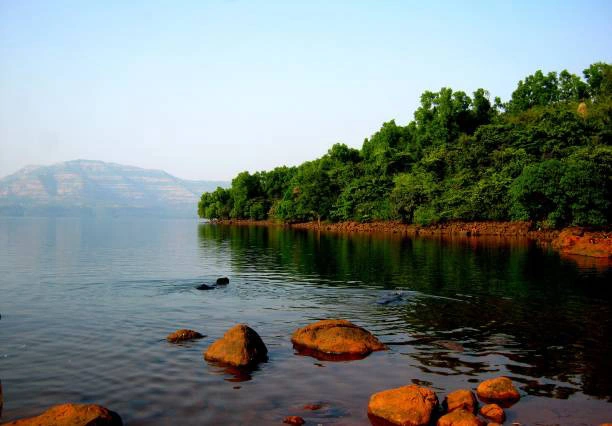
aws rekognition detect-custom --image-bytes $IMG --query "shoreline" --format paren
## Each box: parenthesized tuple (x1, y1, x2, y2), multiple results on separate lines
(208, 219, 612, 259)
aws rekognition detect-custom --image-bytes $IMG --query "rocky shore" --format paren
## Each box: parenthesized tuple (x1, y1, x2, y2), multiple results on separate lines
(209, 219, 612, 259)
(5, 318, 611, 425)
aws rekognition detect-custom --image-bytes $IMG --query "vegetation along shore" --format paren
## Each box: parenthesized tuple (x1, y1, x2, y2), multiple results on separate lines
(198, 62, 612, 259)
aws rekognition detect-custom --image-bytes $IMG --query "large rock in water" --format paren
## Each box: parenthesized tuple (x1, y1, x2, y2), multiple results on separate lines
(437, 409, 484, 426)
(291, 319, 386, 357)
(367, 385, 438, 426)
(476, 377, 520, 403)
(166, 329, 203, 343)
(204, 324, 268, 367)
(445, 389, 477, 413)
(3, 403, 122, 425)
(552, 228, 612, 258)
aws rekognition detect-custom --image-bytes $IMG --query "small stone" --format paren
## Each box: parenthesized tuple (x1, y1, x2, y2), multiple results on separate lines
(166, 329, 203, 343)
(480, 404, 505, 423)
(303, 403, 322, 410)
(283, 415, 305, 425)
(437, 409, 484, 426)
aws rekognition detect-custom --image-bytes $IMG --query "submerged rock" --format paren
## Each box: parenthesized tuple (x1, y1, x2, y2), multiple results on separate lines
(479, 404, 505, 423)
(3, 403, 122, 426)
(303, 403, 322, 411)
(437, 409, 484, 426)
(476, 377, 520, 403)
(445, 389, 477, 413)
(216, 277, 230, 285)
(376, 292, 404, 305)
(204, 324, 268, 367)
(196, 283, 215, 290)
(166, 329, 204, 343)
(367, 384, 438, 426)
(434, 340, 465, 352)
(283, 416, 305, 425)
(291, 319, 386, 358)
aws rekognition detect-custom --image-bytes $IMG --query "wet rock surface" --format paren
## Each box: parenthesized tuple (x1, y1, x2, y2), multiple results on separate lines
(2, 403, 122, 426)
(195, 283, 215, 290)
(437, 409, 484, 426)
(552, 228, 612, 258)
(479, 404, 505, 423)
(476, 377, 520, 404)
(367, 384, 438, 426)
(445, 389, 477, 413)
(283, 415, 305, 425)
(166, 329, 204, 343)
(204, 324, 268, 367)
(291, 319, 387, 358)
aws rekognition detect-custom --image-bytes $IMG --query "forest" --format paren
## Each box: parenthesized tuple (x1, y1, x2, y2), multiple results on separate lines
(199, 62, 612, 228)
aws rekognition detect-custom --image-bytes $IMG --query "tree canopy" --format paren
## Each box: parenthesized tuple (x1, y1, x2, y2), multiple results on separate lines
(199, 62, 612, 229)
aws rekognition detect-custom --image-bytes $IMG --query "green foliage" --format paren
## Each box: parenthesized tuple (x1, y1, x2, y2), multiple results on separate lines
(198, 187, 231, 219)
(198, 62, 612, 229)
(391, 171, 437, 222)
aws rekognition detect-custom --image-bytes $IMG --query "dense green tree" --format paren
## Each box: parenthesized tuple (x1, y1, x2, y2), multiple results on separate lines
(391, 171, 437, 222)
(198, 187, 232, 219)
(583, 62, 612, 100)
(198, 61, 611, 229)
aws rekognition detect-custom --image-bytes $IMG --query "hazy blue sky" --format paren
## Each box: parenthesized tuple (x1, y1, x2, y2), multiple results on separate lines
(1, 1, 611, 180)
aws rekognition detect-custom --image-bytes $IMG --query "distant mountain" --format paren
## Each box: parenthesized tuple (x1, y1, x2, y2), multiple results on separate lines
(0, 160, 228, 217)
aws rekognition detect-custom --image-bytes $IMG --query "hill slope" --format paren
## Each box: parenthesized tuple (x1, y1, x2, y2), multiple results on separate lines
(0, 160, 228, 217)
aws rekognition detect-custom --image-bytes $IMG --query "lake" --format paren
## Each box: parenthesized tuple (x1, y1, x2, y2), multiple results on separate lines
(0, 217, 610, 425)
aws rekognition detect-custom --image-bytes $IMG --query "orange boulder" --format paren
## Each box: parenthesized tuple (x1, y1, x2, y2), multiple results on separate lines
(291, 319, 386, 357)
(445, 389, 477, 413)
(204, 324, 267, 367)
(479, 404, 504, 423)
(552, 228, 612, 259)
(368, 384, 439, 426)
(166, 329, 203, 343)
(437, 409, 484, 426)
(476, 377, 520, 403)
(2, 403, 122, 426)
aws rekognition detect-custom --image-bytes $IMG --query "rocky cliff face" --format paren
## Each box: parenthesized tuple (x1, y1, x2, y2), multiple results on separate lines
(0, 160, 227, 217)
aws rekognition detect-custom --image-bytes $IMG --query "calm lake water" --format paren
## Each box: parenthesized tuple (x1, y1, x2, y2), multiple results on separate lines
(0, 217, 611, 425)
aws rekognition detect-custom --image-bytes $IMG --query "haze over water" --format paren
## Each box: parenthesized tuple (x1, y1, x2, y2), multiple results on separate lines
(0, 217, 610, 425)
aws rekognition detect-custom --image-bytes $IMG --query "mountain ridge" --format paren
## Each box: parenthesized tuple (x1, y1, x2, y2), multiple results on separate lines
(0, 160, 228, 217)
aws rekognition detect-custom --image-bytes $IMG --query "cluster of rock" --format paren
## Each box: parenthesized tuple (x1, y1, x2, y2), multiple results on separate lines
(368, 377, 519, 426)
(5, 316, 608, 425)
(200, 319, 386, 368)
(552, 228, 612, 259)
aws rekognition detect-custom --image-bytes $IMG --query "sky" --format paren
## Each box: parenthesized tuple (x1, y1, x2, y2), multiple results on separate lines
(1, 1, 611, 181)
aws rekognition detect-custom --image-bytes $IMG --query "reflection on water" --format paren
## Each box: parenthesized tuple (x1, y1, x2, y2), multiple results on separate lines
(0, 218, 610, 425)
